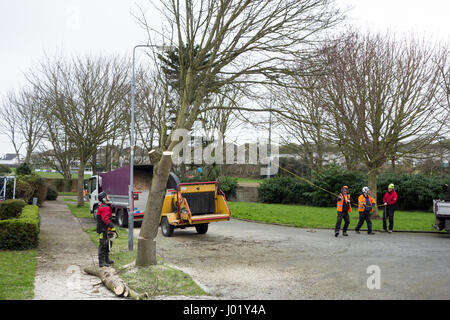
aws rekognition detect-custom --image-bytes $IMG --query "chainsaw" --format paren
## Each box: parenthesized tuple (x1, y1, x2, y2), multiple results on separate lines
(107, 227, 119, 251)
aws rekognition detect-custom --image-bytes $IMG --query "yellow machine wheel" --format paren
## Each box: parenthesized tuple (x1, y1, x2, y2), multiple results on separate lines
(161, 216, 174, 237)
(195, 223, 208, 234)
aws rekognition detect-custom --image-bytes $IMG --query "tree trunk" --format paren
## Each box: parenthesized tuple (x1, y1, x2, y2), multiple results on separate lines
(92, 150, 97, 176)
(77, 162, 86, 207)
(83, 266, 146, 299)
(136, 151, 173, 267)
(63, 172, 72, 193)
(368, 168, 380, 219)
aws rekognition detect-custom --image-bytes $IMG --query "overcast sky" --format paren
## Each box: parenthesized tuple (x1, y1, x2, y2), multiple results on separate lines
(0, 0, 449, 155)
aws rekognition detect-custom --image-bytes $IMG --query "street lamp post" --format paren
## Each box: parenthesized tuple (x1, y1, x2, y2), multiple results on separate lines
(267, 97, 272, 180)
(128, 45, 151, 251)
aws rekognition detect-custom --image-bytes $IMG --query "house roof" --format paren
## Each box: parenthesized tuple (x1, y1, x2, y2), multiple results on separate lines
(2, 154, 17, 161)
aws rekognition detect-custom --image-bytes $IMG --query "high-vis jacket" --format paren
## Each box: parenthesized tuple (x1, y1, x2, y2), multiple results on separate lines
(337, 193, 352, 213)
(358, 194, 376, 213)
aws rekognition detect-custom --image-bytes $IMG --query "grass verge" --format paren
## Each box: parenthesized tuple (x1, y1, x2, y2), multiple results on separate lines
(236, 178, 263, 184)
(67, 203, 92, 219)
(0, 250, 37, 299)
(59, 192, 77, 196)
(66, 203, 206, 298)
(228, 202, 438, 232)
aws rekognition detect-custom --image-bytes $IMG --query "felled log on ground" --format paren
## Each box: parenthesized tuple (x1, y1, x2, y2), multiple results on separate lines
(84, 266, 147, 300)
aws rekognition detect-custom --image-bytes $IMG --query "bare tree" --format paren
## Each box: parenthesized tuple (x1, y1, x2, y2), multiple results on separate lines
(29, 55, 131, 206)
(309, 32, 449, 216)
(275, 74, 330, 171)
(134, 0, 344, 266)
(0, 94, 23, 163)
(38, 112, 75, 186)
(0, 88, 46, 165)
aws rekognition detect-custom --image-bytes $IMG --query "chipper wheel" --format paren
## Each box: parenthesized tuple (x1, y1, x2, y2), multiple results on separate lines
(161, 216, 174, 237)
(195, 223, 209, 234)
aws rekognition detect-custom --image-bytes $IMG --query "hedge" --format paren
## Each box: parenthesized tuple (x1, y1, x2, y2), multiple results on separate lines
(0, 205, 40, 250)
(0, 164, 11, 174)
(0, 200, 26, 220)
(259, 166, 450, 211)
(217, 176, 238, 199)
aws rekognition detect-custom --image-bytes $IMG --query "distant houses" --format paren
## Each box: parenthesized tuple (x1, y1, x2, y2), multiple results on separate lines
(0, 153, 21, 166)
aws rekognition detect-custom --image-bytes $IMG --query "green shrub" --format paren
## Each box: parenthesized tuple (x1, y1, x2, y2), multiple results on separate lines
(376, 172, 450, 211)
(258, 176, 314, 204)
(0, 164, 11, 174)
(309, 165, 367, 207)
(16, 163, 32, 176)
(0, 205, 40, 250)
(217, 176, 238, 199)
(14, 180, 34, 203)
(180, 173, 205, 183)
(16, 174, 47, 205)
(46, 184, 59, 200)
(258, 165, 449, 211)
(0, 200, 27, 220)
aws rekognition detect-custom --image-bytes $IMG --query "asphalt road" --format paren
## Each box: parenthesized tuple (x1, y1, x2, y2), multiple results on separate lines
(135, 219, 450, 299)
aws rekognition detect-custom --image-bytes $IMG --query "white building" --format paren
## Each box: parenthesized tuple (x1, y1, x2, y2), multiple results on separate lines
(0, 153, 21, 166)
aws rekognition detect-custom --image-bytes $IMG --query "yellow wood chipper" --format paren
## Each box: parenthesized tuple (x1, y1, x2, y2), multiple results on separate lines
(160, 181, 232, 236)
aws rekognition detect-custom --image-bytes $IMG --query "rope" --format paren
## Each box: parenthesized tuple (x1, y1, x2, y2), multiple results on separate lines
(269, 161, 387, 208)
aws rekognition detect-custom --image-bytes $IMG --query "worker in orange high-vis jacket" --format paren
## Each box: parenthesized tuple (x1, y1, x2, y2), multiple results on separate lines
(335, 186, 352, 237)
(355, 187, 376, 235)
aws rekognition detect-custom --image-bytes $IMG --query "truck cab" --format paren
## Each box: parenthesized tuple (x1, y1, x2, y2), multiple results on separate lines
(87, 175, 101, 216)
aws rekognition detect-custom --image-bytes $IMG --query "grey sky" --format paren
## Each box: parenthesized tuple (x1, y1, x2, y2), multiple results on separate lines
(0, 0, 449, 155)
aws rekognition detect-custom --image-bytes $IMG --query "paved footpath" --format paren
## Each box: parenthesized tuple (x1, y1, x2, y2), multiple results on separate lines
(33, 199, 119, 300)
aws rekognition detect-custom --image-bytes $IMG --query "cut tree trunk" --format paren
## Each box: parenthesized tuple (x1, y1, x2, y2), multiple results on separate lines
(83, 266, 147, 300)
(136, 151, 173, 267)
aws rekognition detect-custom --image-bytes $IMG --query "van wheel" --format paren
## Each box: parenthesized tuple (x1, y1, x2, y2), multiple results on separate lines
(161, 217, 174, 237)
(195, 224, 208, 234)
(117, 209, 128, 228)
(93, 205, 98, 220)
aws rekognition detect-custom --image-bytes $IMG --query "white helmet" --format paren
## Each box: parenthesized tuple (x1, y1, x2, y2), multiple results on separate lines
(362, 187, 370, 194)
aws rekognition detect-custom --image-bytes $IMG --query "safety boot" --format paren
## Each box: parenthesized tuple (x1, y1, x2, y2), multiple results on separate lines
(105, 253, 114, 266)
(99, 253, 108, 268)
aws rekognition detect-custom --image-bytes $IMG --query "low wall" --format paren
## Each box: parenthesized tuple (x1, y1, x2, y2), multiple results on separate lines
(43, 178, 78, 192)
(230, 184, 259, 203)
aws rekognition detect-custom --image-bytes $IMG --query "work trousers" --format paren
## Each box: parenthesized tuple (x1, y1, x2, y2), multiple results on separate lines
(383, 205, 395, 231)
(335, 211, 350, 233)
(98, 232, 112, 265)
(355, 211, 372, 233)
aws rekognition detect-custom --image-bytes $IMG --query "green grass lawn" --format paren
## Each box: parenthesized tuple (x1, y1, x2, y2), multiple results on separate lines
(59, 192, 78, 196)
(0, 250, 37, 300)
(34, 171, 91, 179)
(229, 202, 438, 232)
(67, 203, 92, 219)
(66, 203, 206, 298)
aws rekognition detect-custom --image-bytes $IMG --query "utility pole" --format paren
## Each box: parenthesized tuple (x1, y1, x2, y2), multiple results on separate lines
(267, 97, 272, 180)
